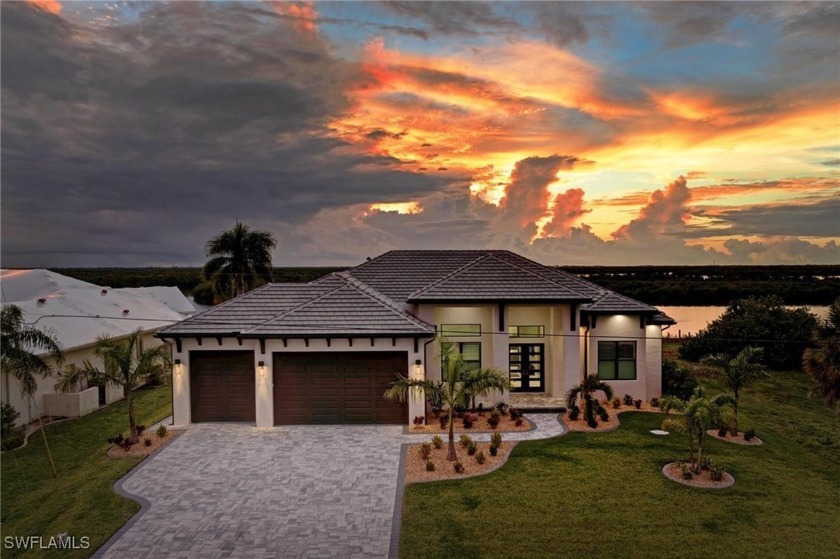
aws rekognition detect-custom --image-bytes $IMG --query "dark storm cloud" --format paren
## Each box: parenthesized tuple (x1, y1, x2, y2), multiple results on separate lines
(1, 2, 453, 266)
(382, 1, 520, 36)
(697, 198, 840, 238)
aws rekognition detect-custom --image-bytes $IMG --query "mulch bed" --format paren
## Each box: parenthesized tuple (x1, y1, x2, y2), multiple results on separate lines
(706, 429, 764, 445)
(405, 439, 517, 484)
(106, 431, 179, 458)
(564, 402, 664, 432)
(662, 462, 735, 489)
(408, 414, 533, 434)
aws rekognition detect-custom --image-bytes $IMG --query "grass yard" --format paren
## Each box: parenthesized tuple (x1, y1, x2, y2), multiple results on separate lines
(400, 369, 840, 558)
(1, 385, 172, 559)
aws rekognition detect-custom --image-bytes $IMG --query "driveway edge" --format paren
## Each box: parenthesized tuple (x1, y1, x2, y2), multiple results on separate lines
(389, 442, 408, 559)
(90, 431, 182, 558)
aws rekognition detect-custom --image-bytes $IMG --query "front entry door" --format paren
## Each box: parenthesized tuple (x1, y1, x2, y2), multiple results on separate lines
(509, 344, 545, 392)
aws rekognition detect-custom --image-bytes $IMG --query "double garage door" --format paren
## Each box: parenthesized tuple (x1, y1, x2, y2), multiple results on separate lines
(190, 351, 407, 424)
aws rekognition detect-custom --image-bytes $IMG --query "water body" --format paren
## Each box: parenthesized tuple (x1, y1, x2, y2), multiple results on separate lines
(659, 306, 830, 337)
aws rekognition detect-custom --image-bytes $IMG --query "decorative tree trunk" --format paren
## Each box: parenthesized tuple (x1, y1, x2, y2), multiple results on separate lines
(127, 391, 139, 444)
(446, 408, 457, 461)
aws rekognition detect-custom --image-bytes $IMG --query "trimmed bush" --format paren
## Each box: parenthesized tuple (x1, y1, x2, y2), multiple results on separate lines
(419, 442, 432, 460)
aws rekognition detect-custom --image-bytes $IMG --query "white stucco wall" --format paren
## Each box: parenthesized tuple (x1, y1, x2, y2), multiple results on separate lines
(170, 337, 423, 428)
(417, 303, 581, 402)
(585, 315, 663, 401)
(2, 331, 165, 426)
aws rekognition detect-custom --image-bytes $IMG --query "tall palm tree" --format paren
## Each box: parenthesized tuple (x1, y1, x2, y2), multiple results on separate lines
(56, 329, 169, 443)
(803, 298, 840, 415)
(702, 346, 768, 433)
(203, 221, 277, 301)
(1, 304, 64, 476)
(565, 374, 614, 427)
(661, 388, 734, 473)
(385, 339, 510, 461)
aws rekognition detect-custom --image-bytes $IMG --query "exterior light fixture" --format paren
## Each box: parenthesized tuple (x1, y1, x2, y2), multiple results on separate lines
(258, 361, 266, 376)
(174, 359, 181, 375)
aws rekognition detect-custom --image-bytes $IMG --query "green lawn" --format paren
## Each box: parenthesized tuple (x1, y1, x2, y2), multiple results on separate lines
(1, 385, 172, 559)
(400, 369, 840, 558)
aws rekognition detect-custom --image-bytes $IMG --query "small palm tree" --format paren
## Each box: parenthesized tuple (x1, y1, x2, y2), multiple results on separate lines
(56, 329, 169, 443)
(803, 298, 840, 415)
(661, 388, 734, 473)
(565, 375, 614, 427)
(1, 304, 64, 476)
(203, 221, 277, 301)
(462, 367, 512, 412)
(702, 346, 767, 433)
(385, 339, 510, 461)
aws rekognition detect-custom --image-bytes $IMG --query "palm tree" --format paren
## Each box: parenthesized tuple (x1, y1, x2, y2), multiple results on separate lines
(1, 304, 64, 476)
(56, 329, 169, 443)
(203, 221, 277, 301)
(702, 346, 768, 433)
(803, 298, 840, 415)
(565, 375, 614, 427)
(661, 388, 734, 473)
(385, 339, 510, 461)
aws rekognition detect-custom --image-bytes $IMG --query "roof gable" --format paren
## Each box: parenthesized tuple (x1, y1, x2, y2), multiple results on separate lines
(407, 253, 587, 302)
(243, 276, 434, 336)
(158, 274, 434, 337)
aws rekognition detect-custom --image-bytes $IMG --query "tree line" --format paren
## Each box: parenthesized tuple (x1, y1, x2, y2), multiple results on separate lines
(50, 264, 839, 306)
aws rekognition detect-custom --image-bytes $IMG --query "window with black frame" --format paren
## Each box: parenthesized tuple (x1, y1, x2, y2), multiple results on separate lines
(597, 341, 636, 380)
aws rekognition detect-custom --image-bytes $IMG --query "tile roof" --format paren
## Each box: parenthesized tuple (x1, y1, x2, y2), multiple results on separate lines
(580, 290, 660, 314)
(157, 274, 434, 337)
(407, 253, 588, 302)
(158, 249, 673, 337)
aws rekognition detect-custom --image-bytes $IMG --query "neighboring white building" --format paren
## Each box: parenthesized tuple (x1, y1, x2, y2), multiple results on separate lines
(1, 269, 195, 425)
(157, 250, 674, 428)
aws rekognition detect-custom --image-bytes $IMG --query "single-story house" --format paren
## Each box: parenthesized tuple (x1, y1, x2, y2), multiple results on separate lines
(1, 269, 195, 425)
(157, 250, 674, 427)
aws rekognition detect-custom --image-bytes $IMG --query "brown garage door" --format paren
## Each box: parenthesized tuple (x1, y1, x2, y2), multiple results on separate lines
(273, 352, 407, 424)
(190, 351, 255, 422)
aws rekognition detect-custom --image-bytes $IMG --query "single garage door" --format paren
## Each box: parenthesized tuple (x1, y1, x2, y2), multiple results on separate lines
(273, 352, 408, 424)
(190, 351, 256, 422)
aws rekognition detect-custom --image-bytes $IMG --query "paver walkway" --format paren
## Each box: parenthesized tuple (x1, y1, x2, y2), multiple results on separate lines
(97, 414, 564, 558)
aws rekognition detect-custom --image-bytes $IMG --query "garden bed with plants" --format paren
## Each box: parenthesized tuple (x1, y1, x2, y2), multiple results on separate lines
(662, 461, 735, 489)
(405, 432, 516, 483)
(409, 403, 532, 434)
(106, 424, 178, 458)
(706, 428, 763, 445)
(564, 395, 664, 432)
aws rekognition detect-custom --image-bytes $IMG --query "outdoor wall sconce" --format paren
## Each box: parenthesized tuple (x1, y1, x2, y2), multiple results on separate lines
(258, 361, 266, 376)
(174, 359, 181, 375)
(412, 359, 423, 379)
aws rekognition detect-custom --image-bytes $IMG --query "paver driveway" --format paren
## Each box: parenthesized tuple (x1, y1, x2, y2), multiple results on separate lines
(98, 424, 407, 559)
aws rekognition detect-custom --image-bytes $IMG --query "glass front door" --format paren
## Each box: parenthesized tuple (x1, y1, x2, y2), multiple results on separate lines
(509, 344, 545, 392)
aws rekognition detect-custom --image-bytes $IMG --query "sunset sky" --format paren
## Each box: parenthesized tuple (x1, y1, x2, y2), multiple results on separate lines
(2, 1, 838, 267)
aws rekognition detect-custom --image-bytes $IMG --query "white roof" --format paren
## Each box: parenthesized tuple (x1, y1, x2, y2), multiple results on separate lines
(0, 269, 195, 352)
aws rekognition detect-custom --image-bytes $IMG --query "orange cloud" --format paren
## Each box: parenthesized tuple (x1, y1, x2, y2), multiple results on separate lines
(613, 176, 692, 241)
(541, 188, 590, 237)
(272, 1, 318, 33)
(27, 0, 61, 14)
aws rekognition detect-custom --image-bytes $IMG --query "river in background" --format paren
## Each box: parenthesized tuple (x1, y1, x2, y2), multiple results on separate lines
(658, 306, 830, 337)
